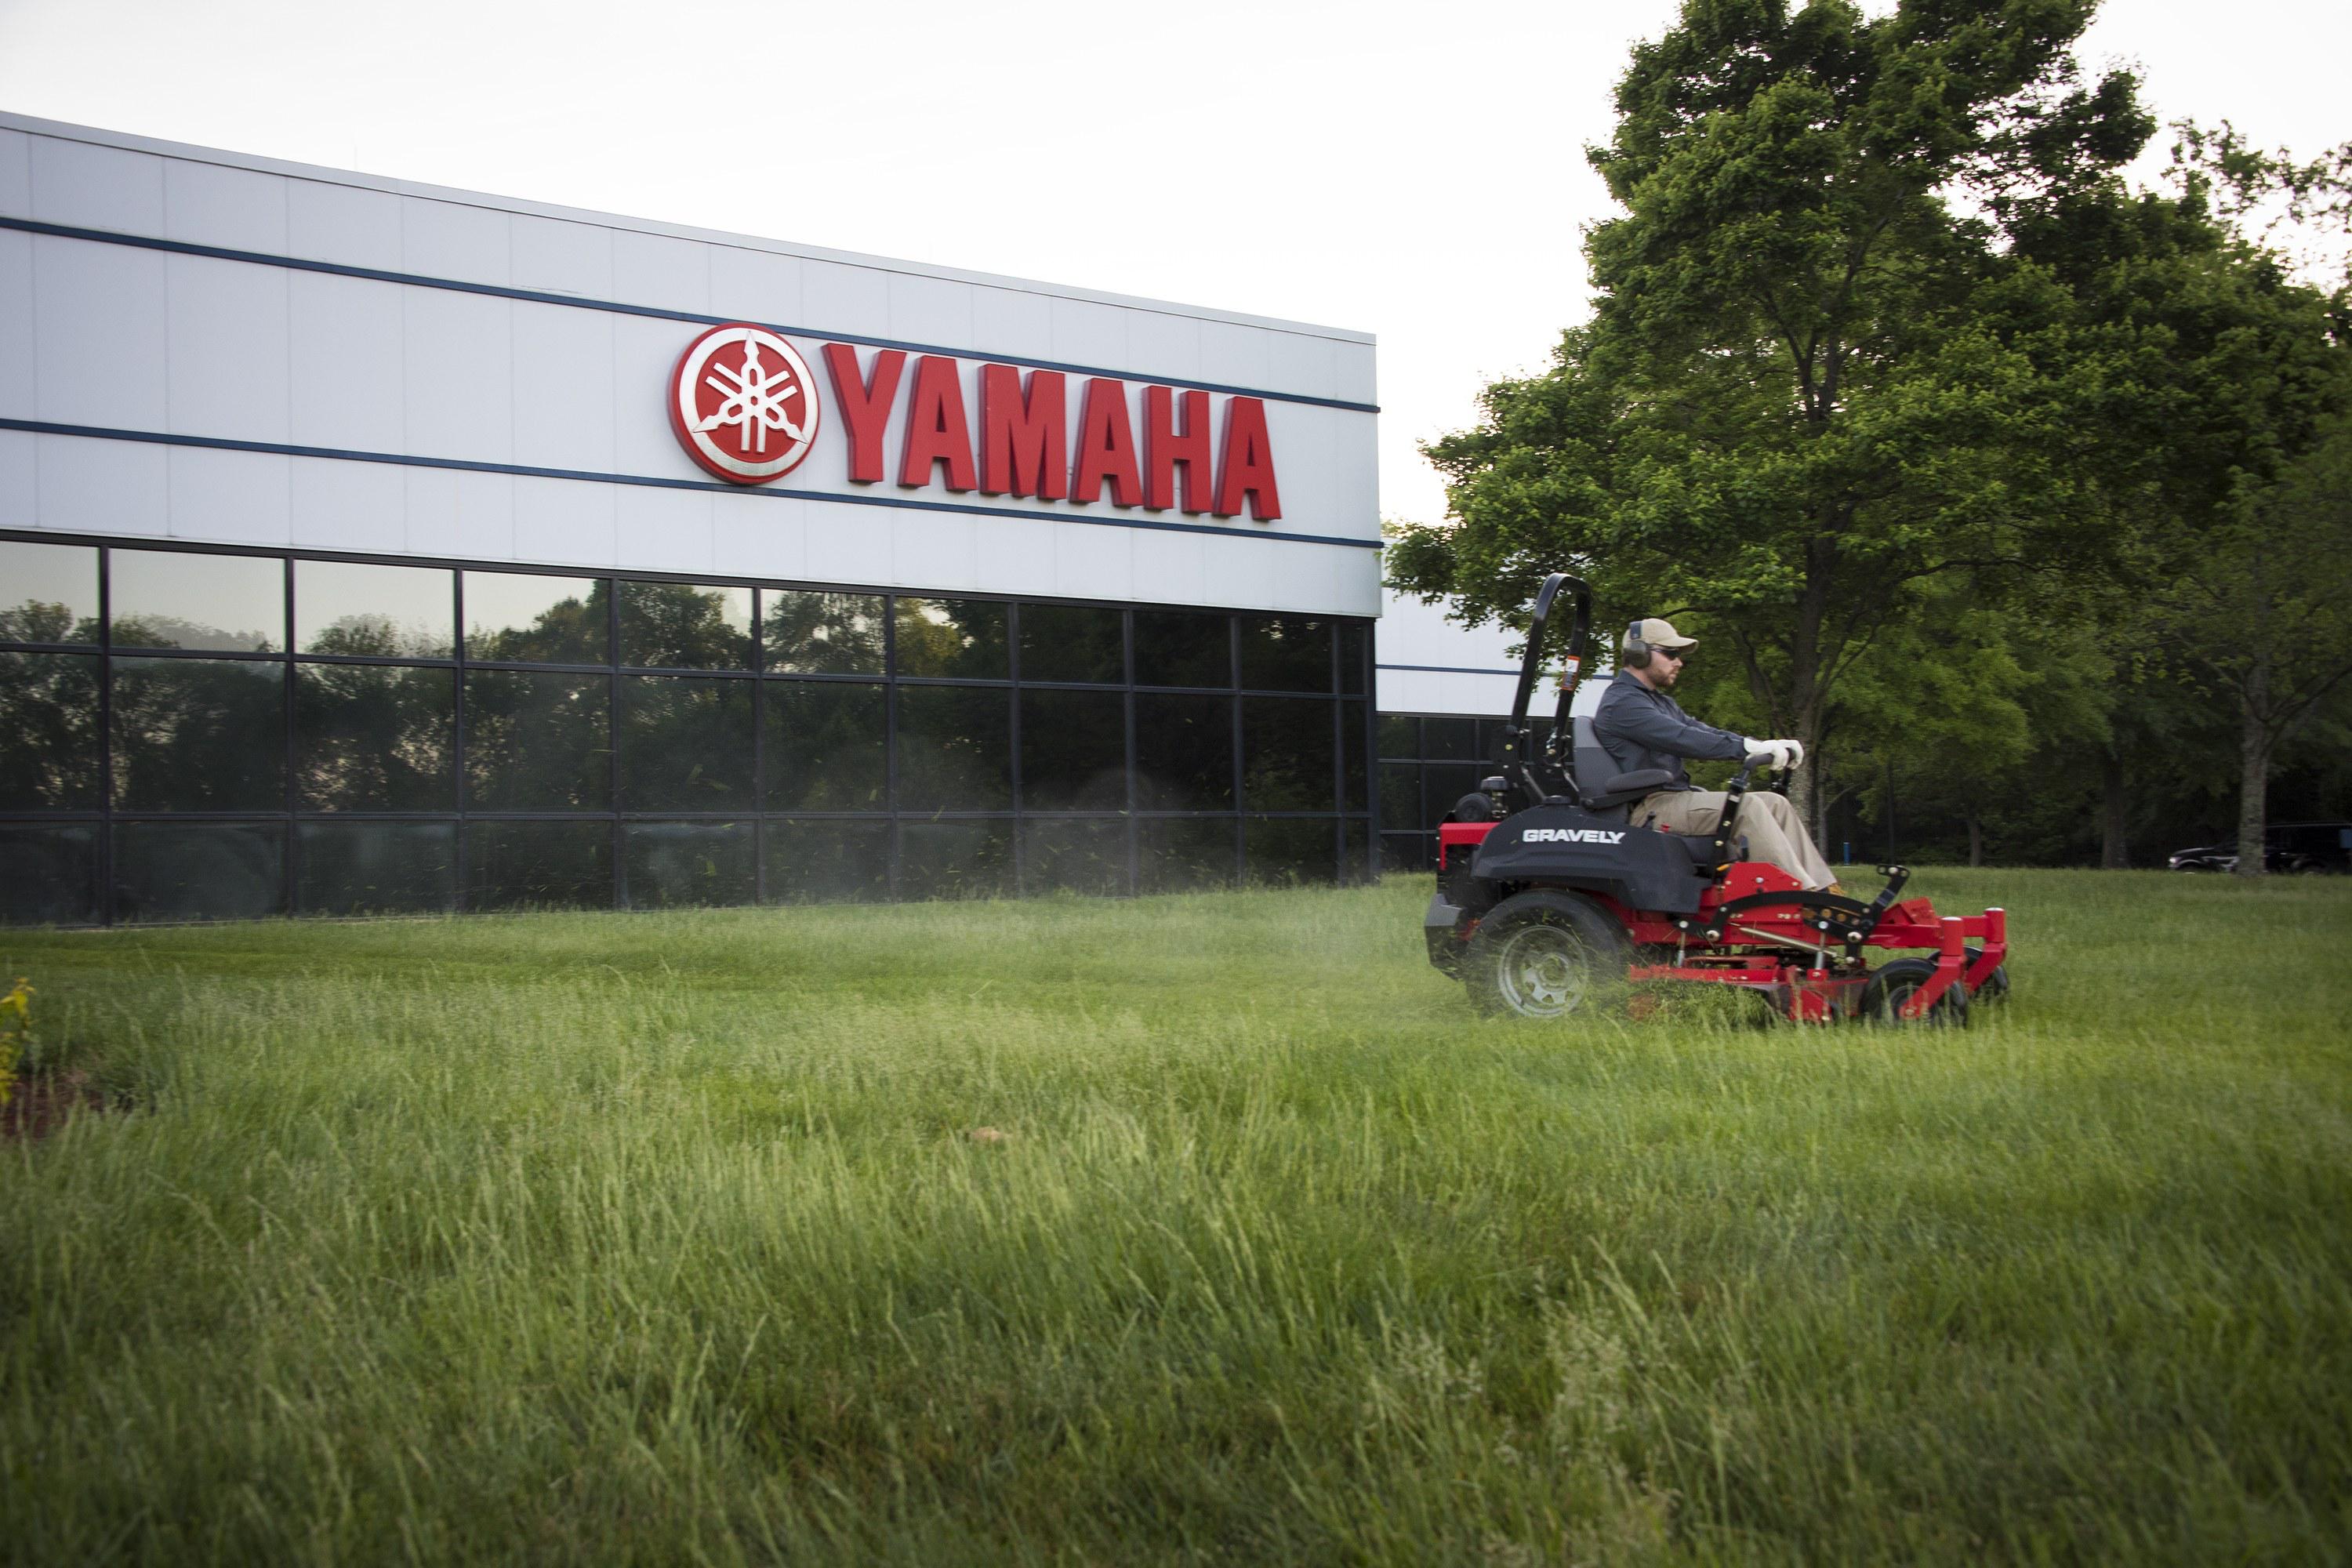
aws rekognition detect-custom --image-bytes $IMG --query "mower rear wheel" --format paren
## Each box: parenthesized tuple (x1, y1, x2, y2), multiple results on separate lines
(1859, 957, 1969, 1026)
(1464, 890, 1630, 1019)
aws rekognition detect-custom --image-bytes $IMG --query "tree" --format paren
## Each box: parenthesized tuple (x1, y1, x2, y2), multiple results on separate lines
(1390, 0, 2153, 819)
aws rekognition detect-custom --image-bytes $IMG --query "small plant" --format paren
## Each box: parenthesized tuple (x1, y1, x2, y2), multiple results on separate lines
(0, 977, 28, 1109)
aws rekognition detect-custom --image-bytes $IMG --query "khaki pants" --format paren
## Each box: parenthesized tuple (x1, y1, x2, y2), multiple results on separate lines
(1636, 789, 1836, 891)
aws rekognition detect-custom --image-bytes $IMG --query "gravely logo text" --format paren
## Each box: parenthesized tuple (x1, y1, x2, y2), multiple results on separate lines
(1522, 828, 1627, 845)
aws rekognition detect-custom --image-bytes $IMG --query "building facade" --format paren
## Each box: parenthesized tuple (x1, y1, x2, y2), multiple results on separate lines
(0, 114, 1512, 924)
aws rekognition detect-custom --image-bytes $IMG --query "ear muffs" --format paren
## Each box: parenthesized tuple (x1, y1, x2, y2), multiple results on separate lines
(1622, 618, 1653, 670)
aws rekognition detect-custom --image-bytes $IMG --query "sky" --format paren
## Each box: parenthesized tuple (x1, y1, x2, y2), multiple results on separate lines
(2, 0, 2345, 532)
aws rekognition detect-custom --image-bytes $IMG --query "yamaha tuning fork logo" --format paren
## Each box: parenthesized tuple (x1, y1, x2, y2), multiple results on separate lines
(669, 324, 821, 484)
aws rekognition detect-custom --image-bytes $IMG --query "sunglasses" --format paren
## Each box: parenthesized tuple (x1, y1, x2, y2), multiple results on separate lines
(1660, 646, 1691, 661)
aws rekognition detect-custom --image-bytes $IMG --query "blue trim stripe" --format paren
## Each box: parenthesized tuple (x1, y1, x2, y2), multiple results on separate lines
(2, 419, 1385, 551)
(1376, 662, 1522, 676)
(0, 216, 1380, 415)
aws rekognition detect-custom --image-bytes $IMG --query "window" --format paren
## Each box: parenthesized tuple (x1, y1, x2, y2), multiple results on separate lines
(463, 572, 607, 664)
(1133, 610, 1229, 688)
(894, 597, 1008, 679)
(1239, 615, 1330, 693)
(625, 822, 756, 908)
(619, 676, 754, 810)
(764, 682, 886, 811)
(895, 685, 1012, 812)
(111, 550, 282, 652)
(0, 652, 102, 809)
(298, 822, 457, 915)
(296, 561, 454, 658)
(295, 663, 456, 811)
(0, 539, 99, 643)
(1020, 689, 1127, 811)
(619, 580, 752, 670)
(111, 657, 285, 811)
(463, 670, 610, 811)
(763, 591, 886, 675)
(1018, 604, 1123, 684)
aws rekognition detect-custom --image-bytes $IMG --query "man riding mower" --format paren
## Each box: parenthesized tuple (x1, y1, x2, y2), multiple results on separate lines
(1424, 574, 2010, 1024)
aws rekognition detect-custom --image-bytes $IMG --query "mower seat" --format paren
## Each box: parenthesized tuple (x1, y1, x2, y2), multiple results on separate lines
(1570, 717, 1675, 816)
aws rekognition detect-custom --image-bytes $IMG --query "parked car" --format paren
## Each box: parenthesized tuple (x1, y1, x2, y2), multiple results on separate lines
(2169, 821, 2352, 873)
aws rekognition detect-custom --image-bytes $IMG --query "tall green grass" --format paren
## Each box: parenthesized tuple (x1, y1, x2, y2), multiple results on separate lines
(3, 868, 2349, 1563)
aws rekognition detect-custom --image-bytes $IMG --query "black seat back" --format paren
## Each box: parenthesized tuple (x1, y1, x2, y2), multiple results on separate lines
(1571, 715, 1633, 818)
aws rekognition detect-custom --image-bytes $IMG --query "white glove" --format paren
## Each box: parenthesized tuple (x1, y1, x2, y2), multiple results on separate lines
(1743, 738, 1789, 770)
(1776, 739, 1806, 771)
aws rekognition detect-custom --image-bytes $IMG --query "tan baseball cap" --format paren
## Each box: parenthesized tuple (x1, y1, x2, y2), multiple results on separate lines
(1630, 616, 1697, 650)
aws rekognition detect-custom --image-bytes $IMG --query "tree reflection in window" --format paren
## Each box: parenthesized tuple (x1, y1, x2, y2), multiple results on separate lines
(763, 592, 886, 675)
(111, 657, 286, 811)
(619, 581, 752, 670)
(296, 664, 456, 811)
(463, 574, 608, 664)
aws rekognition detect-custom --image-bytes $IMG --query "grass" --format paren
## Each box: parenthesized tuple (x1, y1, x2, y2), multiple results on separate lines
(2, 866, 2349, 1565)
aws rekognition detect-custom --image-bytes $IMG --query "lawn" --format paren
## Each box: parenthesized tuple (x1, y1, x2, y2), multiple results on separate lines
(2, 867, 2349, 1564)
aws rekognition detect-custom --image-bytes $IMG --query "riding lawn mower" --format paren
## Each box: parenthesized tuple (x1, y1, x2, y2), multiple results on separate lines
(1425, 574, 2010, 1022)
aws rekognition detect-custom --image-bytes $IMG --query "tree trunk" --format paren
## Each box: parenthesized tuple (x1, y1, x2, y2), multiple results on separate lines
(1965, 811, 1983, 868)
(2234, 652, 2270, 879)
(1786, 538, 1831, 826)
(2100, 750, 2129, 869)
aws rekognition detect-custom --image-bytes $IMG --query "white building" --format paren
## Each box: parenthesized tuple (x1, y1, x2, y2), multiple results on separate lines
(0, 113, 1512, 923)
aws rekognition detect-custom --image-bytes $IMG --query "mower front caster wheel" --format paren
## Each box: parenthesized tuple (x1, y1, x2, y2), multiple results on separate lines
(1464, 890, 1630, 1019)
(1859, 957, 1970, 1026)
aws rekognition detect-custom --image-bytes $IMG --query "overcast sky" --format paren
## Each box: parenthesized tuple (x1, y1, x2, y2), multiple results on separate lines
(2, 0, 2344, 530)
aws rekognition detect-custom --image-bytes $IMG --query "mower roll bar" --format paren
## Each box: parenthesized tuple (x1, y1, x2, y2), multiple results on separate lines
(1492, 572, 1592, 806)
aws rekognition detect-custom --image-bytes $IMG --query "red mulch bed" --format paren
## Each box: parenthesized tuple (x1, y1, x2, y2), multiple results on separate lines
(2, 1071, 110, 1142)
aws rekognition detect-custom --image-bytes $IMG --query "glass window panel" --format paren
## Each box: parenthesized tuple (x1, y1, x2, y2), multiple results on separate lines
(1136, 816, 1235, 895)
(1340, 700, 1368, 813)
(295, 664, 455, 811)
(297, 822, 456, 916)
(1022, 817, 1128, 898)
(1133, 610, 1229, 688)
(111, 549, 283, 652)
(0, 539, 99, 644)
(1381, 832, 1436, 873)
(1425, 764, 1486, 820)
(1245, 816, 1336, 887)
(462, 670, 610, 811)
(894, 597, 1008, 679)
(111, 656, 286, 811)
(464, 821, 612, 911)
(764, 681, 886, 812)
(1134, 693, 1233, 811)
(1478, 718, 1519, 761)
(1020, 689, 1127, 811)
(1339, 623, 1370, 696)
(895, 685, 1011, 812)
(895, 819, 1012, 902)
(1377, 714, 1419, 759)
(764, 818, 890, 904)
(295, 561, 454, 658)
(1342, 818, 1372, 885)
(619, 675, 753, 810)
(0, 825, 100, 925)
(463, 572, 608, 663)
(1423, 717, 1478, 760)
(619, 580, 752, 670)
(1378, 763, 1425, 833)
(1018, 604, 1124, 684)
(1239, 615, 1331, 693)
(0, 652, 101, 809)
(113, 822, 285, 923)
(1241, 696, 1335, 813)
(762, 591, 886, 675)
(625, 822, 756, 909)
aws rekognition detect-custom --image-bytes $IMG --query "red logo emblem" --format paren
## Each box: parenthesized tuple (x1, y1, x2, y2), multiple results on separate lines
(668, 325, 821, 484)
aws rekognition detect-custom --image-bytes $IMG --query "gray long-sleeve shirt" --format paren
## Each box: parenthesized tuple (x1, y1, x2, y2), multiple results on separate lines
(1590, 670, 1747, 791)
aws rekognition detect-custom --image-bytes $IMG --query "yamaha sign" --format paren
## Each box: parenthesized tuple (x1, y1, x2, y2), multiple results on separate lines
(667, 325, 1283, 521)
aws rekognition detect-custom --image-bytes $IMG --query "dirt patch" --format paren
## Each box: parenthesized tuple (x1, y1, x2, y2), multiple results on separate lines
(2, 1071, 111, 1142)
